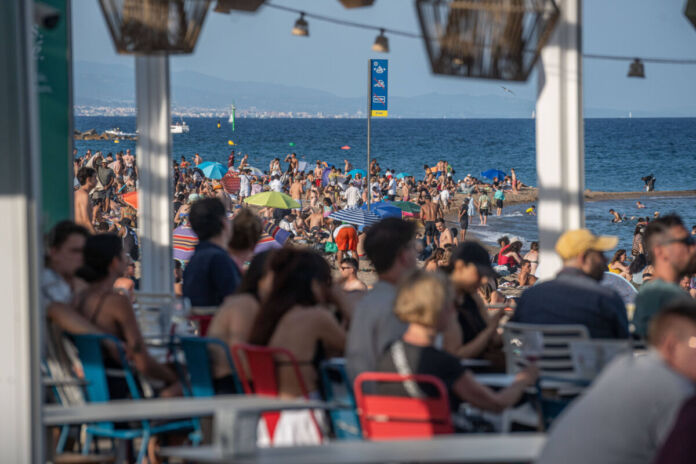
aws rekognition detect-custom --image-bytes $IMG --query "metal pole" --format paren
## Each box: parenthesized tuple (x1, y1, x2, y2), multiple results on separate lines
(535, 0, 584, 280)
(135, 56, 174, 295)
(0, 0, 44, 461)
(366, 59, 371, 210)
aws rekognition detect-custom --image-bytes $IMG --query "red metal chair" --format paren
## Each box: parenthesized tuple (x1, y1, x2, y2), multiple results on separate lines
(230, 343, 323, 443)
(353, 372, 454, 440)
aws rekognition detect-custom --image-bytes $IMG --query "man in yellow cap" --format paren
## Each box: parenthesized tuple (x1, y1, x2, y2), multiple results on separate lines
(510, 229, 628, 338)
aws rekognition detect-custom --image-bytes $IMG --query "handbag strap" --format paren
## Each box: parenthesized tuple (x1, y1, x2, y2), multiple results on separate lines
(389, 341, 424, 398)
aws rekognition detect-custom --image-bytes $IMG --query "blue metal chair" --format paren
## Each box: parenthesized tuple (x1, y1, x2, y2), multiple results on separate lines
(70, 333, 199, 463)
(319, 358, 362, 440)
(176, 336, 243, 396)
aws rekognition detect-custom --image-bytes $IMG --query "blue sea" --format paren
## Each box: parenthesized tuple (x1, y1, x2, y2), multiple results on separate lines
(75, 116, 696, 251)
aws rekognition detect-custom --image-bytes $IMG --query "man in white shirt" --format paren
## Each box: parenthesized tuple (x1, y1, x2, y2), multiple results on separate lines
(239, 170, 251, 199)
(268, 175, 282, 193)
(386, 176, 396, 201)
(344, 182, 361, 208)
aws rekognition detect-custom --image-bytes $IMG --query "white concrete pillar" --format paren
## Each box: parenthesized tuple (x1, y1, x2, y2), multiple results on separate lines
(0, 0, 44, 461)
(135, 56, 174, 294)
(535, 0, 585, 280)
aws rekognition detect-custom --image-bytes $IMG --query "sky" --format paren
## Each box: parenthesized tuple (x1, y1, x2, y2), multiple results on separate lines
(72, 0, 696, 114)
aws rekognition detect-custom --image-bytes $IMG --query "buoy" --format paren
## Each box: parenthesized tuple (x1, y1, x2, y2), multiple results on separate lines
(217, 122, 221, 129)
(341, 145, 351, 150)
(289, 142, 296, 147)
(228, 140, 235, 146)
(114, 139, 120, 143)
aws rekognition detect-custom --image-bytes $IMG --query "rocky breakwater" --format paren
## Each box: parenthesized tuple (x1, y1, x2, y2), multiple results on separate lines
(74, 129, 137, 141)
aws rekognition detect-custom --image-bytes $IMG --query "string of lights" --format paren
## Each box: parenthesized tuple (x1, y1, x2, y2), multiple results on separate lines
(264, 1, 696, 66)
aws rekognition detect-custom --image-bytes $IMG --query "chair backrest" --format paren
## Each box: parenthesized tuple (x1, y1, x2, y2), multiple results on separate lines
(353, 372, 453, 440)
(503, 322, 590, 377)
(230, 343, 319, 443)
(69, 333, 142, 430)
(319, 358, 362, 440)
(178, 336, 242, 396)
(569, 339, 632, 380)
(230, 343, 311, 398)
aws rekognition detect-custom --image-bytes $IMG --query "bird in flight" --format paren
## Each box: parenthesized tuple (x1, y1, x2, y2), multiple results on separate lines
(501, 86, 515, 96)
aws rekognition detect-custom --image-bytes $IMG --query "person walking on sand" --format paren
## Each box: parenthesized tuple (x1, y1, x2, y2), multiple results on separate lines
(421, 194, 441, 248)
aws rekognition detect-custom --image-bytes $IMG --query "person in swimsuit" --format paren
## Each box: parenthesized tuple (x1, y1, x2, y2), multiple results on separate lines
(608, 249, 631, 279)
(75, 234, 178, 392)
(523, 241, 539, 275)
(207, 252, 273, 393)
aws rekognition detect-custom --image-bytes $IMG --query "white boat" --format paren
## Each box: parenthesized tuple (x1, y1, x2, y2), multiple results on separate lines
(105, 128, 132, 137)
(170, 119, 189, 134)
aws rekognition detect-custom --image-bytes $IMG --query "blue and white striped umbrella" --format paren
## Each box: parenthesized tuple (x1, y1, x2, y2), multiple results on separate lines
(329, 207, 381, 227)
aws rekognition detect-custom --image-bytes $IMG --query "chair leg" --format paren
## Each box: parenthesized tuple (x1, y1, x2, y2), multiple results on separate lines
(81, 432, 92, 455)
(136, 433, 150, 464)
(56, 425, 70, 454)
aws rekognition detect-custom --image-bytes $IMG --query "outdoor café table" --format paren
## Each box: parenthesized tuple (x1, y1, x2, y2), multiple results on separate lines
(160, 433, 547, 464)
(44, 395, 328, 456)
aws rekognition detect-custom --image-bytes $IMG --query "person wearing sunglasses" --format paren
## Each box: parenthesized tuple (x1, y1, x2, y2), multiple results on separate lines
(339, 257, 367, 293)
(634, 214, 696, 338)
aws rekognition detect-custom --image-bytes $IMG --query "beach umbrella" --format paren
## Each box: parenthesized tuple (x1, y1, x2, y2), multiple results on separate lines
(396, 172, 411, 179)
(173, 225, 198, 264)
(244, 191, 301, 209)
(601, 272, 638, 305)
(480, 169, 507, 181)
(197, 161, 217, 170)
(392, 201, 421, 213)
(245, 166, 265, 176)
(361, 201, 402, 219)
(329, 207, 381, 227)
(254, 233, 283, 254)
(347, 169, 367, 177)
(200, 162, 227, 180)
(121, 190, 138, 210)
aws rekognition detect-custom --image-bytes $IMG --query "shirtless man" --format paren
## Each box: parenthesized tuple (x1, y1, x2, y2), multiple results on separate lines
(238, 154, 249, 171)
(517, 259, 538, 287)
(74, 167, 97, 234)
(436, 219, 454, 247)
(344, 159, 353, 173)
(289, 176, 304, 204)
(314, 161, 324, 180)
(340, 258, 367, 292)
(284, 152, 298, 173)
(193, 153, 203, 166)
(401, 181, 410, 202)
(636, 201, 646, 209)
(421, 194, 441, 247)
(306, 206, 324, 231)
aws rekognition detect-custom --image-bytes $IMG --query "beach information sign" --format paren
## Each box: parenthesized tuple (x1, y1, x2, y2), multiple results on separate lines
(370, 59, 388, 117)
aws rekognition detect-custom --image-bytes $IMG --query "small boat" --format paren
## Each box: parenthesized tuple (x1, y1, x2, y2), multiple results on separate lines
(105, 128, 132, 137)
(170, 119, 189, 134)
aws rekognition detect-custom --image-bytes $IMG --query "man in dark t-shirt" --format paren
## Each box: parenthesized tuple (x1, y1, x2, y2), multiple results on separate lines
(183, 198, 240, 306)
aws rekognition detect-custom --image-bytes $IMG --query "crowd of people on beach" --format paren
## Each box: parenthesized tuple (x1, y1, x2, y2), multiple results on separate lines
(39, 145, 696, 462)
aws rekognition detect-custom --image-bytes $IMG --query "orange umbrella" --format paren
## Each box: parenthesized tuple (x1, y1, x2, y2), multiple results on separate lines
(122, 191, 138, 210)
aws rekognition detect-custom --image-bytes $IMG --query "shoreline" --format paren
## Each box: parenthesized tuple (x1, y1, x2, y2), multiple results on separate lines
(484, 188, 696, 207)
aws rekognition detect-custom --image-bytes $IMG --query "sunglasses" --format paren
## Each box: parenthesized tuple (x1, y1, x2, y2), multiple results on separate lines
(340, 266, 353, 271)
(662, 235, 696, 247)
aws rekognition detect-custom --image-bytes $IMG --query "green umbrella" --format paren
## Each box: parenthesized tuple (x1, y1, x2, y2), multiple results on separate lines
(244, 191, 301, 209)
(392, 201, 421, 213)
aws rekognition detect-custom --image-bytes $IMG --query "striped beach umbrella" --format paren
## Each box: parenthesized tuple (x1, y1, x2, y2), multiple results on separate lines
(173, 225, 198, 265)
(361, 201, 402, 219)
(329, 207, 381, 227)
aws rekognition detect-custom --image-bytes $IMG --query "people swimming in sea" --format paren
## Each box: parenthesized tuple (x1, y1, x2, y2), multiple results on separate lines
(636, 201, 646, 209)
(609, 209, 623, 223)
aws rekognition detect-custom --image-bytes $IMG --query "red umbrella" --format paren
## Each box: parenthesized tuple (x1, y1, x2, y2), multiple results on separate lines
(341, 145, 351, 150)
(122, 191, 138, 210)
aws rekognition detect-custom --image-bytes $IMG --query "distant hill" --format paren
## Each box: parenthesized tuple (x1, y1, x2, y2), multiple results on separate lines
(73, 61, 693, 118)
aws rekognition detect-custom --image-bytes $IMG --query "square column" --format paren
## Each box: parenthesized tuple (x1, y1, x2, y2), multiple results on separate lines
(135, 56, 174, 294)
(535, 0, 585, 280)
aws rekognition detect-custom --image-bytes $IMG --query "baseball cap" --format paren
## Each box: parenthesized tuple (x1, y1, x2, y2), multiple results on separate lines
(451, 241, 497, 279)
(555, 229, 618, 260)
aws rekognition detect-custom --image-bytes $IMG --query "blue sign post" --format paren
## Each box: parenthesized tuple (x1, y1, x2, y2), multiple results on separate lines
(370, 59, 388, 117)
(366, 59, 388, 209)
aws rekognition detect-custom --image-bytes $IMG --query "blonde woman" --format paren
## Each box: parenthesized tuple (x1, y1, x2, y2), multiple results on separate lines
(376, 269, 538, 413)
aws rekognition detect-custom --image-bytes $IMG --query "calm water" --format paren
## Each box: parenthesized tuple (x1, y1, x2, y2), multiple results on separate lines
(75, 117, 696, 248)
